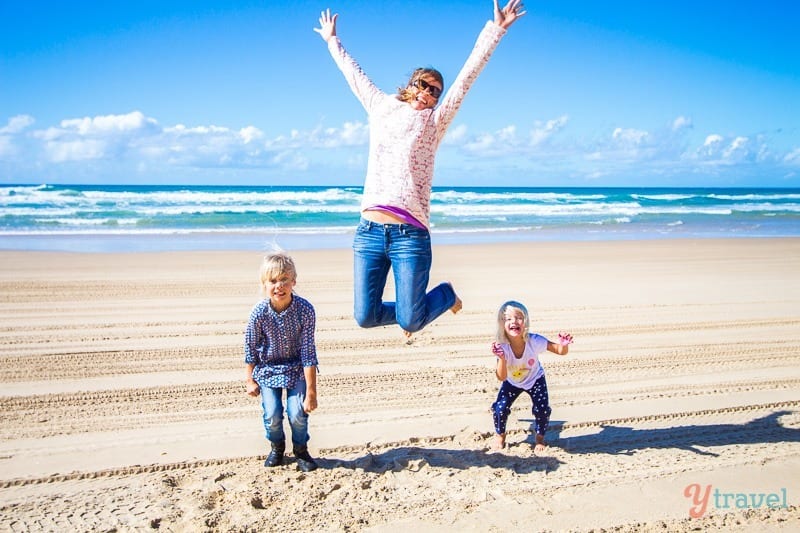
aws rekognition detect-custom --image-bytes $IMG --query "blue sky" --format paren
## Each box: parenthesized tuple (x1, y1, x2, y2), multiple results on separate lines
(1, 0, 798, 187)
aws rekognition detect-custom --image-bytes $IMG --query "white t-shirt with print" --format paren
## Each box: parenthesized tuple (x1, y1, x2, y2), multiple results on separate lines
(499, 333, 548, 390)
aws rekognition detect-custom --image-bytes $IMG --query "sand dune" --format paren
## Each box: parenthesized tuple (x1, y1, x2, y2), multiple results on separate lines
(1, 239, 799, 531)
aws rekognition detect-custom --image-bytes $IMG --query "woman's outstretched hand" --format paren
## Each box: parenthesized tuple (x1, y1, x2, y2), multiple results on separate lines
(314, 8, 338, 42)
(494, 0, 526, 30)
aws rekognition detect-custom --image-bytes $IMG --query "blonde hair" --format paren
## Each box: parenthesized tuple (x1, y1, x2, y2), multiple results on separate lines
(495, 300, 530, 343)
(397, 67, 444, 103)
(259, 252, 297, 296)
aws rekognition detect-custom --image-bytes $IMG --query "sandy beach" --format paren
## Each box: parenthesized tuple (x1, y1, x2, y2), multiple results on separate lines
(1, 238, 799, 532)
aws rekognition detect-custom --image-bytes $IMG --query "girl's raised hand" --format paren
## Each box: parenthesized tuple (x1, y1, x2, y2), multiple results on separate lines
(493, 0, 526, 30)
(314, 8, 338, 42)
(491, 342, 505, 358)
(558, 332, 574, 346)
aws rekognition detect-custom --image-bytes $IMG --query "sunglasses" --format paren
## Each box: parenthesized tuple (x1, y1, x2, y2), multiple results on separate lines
(412, 79, 443, 99)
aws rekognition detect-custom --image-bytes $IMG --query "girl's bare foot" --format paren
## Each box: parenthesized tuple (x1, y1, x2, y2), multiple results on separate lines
(490, 433, 506, 451)
(534, 434, 547, 455)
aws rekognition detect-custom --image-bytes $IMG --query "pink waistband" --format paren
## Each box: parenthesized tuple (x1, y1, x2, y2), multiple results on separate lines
(364, 205, 426, 230)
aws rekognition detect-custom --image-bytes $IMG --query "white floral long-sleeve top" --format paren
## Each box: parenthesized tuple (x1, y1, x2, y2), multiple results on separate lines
(327, 21, 506, 229)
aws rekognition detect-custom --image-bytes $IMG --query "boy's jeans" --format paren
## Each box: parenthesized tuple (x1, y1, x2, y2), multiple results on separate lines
(352, 218, 456, 333)
(260, 380, 309, 447)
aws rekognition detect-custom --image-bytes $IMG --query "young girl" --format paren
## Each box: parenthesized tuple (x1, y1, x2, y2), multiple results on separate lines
(314, 1, 525, 337)
(244, 252, 320, 472)
(490, 300, 573, 454)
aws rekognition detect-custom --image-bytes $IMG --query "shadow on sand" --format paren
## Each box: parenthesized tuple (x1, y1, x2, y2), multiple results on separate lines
(309, 411, 797, 472)
(317, 444, 564, 474)
(521, 410, 799, 457)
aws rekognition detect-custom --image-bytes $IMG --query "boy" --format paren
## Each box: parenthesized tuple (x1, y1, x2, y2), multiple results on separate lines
(245, 252, 319, 471)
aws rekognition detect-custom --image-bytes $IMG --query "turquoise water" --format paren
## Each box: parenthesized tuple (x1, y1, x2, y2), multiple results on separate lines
(1, 184, 799, 252)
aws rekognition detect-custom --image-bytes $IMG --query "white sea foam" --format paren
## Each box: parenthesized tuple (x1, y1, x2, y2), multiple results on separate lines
(2, 184, 799, 251)
(631, 194, 696, 201)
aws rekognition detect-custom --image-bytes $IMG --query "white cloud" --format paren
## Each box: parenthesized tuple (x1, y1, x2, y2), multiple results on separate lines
(784, 148, 800, 165)
(33, 126, 68, 142)
(1, 115, 35, 134)
(695, 134, 725, 158)
(337, 121, 369, 146)
(692, 134, 758, 164)
(165, 124, 230, 136)
(595, 127, 655, 163)
(722, 136, 749, 159)
(497, 125, 516, 141)
(30, 111, 160, 161)
(612, 127, 649, 146)
(443, 124, 468, 144)
(463, 133, 495, 153)
(453, 116, 567, 155)
(239, 126, 263, 144)
(3, 109, 799, 186)
(155, 124, 257, 166)
(60, 111, 157, 135)
(21, 111, 278, 167)
(46, 139, 107, 162)
(270, 150, 309, 171)
(756, 143, 771, 163)
(672, 116, 692, 131)
(530, 115, 568, 146)
(0, 115, 37, 159)
(462, 125, 518, 156)
(266, 121, 370, 150)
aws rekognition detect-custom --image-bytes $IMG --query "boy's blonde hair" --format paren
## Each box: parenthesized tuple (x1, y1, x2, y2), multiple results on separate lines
(259, 252, 297, 296)
(495, 300, 530, 343)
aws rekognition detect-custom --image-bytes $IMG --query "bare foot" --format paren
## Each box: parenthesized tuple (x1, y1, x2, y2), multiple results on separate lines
(448, 284, 462, 314)
(534, 434, 547, 455)
(489, 433, 506, 452)
(403, 329, 413, 344)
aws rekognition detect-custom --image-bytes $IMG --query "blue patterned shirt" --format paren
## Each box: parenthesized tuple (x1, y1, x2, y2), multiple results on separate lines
(244, 294, 318, 389)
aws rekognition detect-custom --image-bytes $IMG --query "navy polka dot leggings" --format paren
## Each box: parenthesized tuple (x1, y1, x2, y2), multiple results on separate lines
(492, 375, 552, 436)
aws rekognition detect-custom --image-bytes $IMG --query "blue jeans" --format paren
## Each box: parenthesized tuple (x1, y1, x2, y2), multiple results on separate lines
(353, 218, 456, 333)
(260, 381, 309, 447)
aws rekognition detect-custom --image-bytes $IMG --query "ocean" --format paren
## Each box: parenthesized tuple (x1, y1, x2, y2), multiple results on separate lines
(1, 184, 799, 252)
